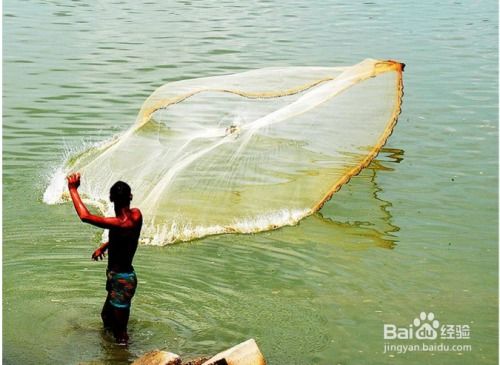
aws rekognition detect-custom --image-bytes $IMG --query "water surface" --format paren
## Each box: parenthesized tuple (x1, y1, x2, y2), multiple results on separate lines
(3, 1, 498, 364)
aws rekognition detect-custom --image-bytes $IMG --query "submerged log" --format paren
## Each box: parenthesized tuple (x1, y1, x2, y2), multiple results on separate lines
(131, 350, 181, 365)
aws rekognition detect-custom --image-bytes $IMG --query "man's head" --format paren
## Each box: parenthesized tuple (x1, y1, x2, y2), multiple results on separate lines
(110, 181, 132, 205)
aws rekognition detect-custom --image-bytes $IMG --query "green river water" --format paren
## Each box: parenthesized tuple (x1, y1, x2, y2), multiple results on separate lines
(3, 1, 498, 364)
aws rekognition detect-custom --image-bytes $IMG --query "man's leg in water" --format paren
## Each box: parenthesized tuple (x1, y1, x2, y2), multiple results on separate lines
(102, 297, 130, 344)
(105, 271, 137, 344)
(101, 295, 114, 329)
(111, 307, 130, 344)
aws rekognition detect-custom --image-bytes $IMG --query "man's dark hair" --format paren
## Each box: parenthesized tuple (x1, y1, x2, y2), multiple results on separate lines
(110, 181, 132, 204)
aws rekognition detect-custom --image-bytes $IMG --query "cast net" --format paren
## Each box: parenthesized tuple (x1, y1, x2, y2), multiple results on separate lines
(44, 59, 404, 245)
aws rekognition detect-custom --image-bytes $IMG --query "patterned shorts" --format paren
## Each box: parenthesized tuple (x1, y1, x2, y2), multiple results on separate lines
(106, 270, 137, 309)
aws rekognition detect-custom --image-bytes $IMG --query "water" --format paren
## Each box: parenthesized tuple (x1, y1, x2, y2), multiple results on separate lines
(3, 1, 498, 364)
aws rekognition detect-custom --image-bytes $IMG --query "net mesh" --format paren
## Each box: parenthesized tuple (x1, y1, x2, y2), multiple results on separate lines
(44, 59, 404, 245)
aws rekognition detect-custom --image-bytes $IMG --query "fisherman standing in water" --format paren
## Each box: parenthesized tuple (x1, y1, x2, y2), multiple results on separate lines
(67, 173, 142, 345)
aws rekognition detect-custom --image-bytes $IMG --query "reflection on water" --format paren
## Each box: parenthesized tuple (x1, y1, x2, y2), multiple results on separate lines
(318, 147, 404, 250)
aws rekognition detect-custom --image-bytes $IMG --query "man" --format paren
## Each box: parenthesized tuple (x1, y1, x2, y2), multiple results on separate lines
(67, 173, 142, 345)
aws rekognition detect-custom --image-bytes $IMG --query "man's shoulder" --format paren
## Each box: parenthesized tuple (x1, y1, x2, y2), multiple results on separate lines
(130, 208, 142, 220)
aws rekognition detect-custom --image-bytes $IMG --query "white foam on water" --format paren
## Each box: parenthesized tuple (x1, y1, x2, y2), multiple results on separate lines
(42, 136, 118, 205)
(141, 208, 310, 246)
(43, 167, 68, 204)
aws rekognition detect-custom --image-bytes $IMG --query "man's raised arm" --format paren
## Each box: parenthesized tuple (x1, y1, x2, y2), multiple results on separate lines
(67, 173, 141, 230)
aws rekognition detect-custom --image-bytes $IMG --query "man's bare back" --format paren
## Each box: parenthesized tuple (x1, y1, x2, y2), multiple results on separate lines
(107, 213, 141, 272)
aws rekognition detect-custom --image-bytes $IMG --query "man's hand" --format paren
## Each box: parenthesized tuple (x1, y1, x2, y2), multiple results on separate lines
(92, 242, 108, 261)
(67, 173, 81, 190)
(92, 247, 106, 261)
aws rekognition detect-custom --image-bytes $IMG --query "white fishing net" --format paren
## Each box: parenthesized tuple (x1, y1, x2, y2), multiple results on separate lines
(44, 59, 404, 245)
